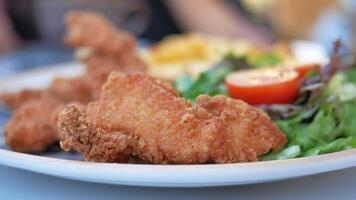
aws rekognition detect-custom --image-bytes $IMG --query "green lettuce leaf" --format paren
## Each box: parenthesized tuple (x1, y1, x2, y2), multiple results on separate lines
(248, 52, 282, 68)
(304, 137, 356, 156)
(174, 54, 249, 102)
(261, 145, 301, 161)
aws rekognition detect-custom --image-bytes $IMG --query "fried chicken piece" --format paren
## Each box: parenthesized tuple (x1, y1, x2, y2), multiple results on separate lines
(1, 74, 99, 110)
(48, 61, 146, 104)
(1, 74, 102, 109)
(1, 10, 146, 107)
(82, 52, 147, 75)
(49, 77, 93, 104)
(0, 90, 45, 110)
(4, 94, 65, 152)
(1, 78, 98, 153)
(1, 11, 148, 153)
(51, 11, 147, 103)
(59, 72, 286, 164)
(64, 11, 135, 58)
(65, 11, 147, 74)
(50, 10, 147, 103)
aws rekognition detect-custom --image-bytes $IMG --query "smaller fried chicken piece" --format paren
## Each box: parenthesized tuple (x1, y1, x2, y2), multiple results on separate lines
(4, 94, 65, 152)
(49, 77, 93, 104)
(1, 11, 148, 153)
(65, 11, 147, 74)
(0, 90, 45, 110)
(82, 52, 147, 75)
(3, 91, 86, 153)
(62, 11, 147, 101)
(64, 11, 135, 58)
(59, 72, 286, 164)
(1, 75, 101, 109)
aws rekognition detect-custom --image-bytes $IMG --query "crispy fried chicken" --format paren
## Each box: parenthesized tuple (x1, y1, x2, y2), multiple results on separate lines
(4, 94, 65, 152)
(1, 11, 147, 152)
(59, 72, 286, 164)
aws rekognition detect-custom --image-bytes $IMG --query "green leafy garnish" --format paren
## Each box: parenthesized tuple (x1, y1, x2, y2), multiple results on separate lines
(247, 52, 282, 68)
(262, 40, 356, 160)
(174, 40, 356, 161)
(261, 145, 301, 161)
(174, 54, 249, 102)
(264, 68, 356, 159)
(304, 137, 356, 157)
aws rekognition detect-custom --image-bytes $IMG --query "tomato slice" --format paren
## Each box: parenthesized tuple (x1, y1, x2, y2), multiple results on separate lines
(294, 63, 320, 78)
(225, 68, 299, 105)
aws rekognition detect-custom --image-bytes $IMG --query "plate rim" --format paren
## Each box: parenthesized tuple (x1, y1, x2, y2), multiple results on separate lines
(0, 148, 356, 187)
(1, 61, 356, 187)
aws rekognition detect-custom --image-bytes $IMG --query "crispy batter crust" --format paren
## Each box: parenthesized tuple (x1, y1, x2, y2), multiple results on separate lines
(59, 72, 286, 164)
(0, 90, 45, 110)
(4, 94, 64, 152)
(49, 77, 93, 104)
(59, 105, 135, 163)
(82, 52, 147, 75)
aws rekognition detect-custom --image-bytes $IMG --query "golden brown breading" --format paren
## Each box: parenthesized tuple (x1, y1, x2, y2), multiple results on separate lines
(50, 11, 147, 104)
(1, 75, 100, 110)
(65, 11, 147, 74)
(1, 74, 104, 109)
(59, 105, 134, 163)
(49, 77, 93, 104)
(4, 94, 65, 152)
(196, 95, 286, 160)
(59, 72, 286, 164)
(49, 53, 147, 104)
(1, 80, 95, 153)
(0, 90, 45, 110)
(1, 70, 110, 152)
(82, 52, 147, 75)
(64, 11, 135, 58)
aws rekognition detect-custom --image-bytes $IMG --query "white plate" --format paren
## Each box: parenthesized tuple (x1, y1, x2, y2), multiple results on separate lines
(1, 62, 356, 188)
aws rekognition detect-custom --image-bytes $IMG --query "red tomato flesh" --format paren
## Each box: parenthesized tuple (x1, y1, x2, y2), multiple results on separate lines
(294, 63, 321, 78)
(225, 68, 299, 105)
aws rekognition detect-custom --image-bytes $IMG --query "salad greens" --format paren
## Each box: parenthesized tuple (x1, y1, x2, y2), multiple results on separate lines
(175, 40, 356, 160)
(174, 53, 249, 103)
(248, 52, 282, 68)
(263, 41, 356, 160)
(263, 86, 356, 161)
(173, 51, 283, 103)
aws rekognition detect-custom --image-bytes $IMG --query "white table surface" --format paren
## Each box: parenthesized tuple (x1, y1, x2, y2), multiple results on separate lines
(0, 165, 355, 200)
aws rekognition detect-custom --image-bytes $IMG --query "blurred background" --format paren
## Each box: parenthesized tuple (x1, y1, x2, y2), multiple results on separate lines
(0, 0, 355, 78)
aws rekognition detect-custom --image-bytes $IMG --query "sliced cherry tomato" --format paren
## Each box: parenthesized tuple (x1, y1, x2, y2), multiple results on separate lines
(225, 68, 299, 105)
(294, 63, 320, 78)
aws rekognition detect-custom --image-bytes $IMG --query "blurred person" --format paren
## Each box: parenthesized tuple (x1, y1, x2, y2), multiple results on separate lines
(0, 0, 275, 54)
(241, 0, 355, 55)
(311, 0, 356, 57)
(0, 0, 176, 73)
(0, 0, 19, 54)
(0, 0, 278, 77)
(164, 0, 274, 44)
(3, 0, 354, 74)
(1, 0, 353, 53)
(0, 0, 180, 56)
(241, 0, 339, 40)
